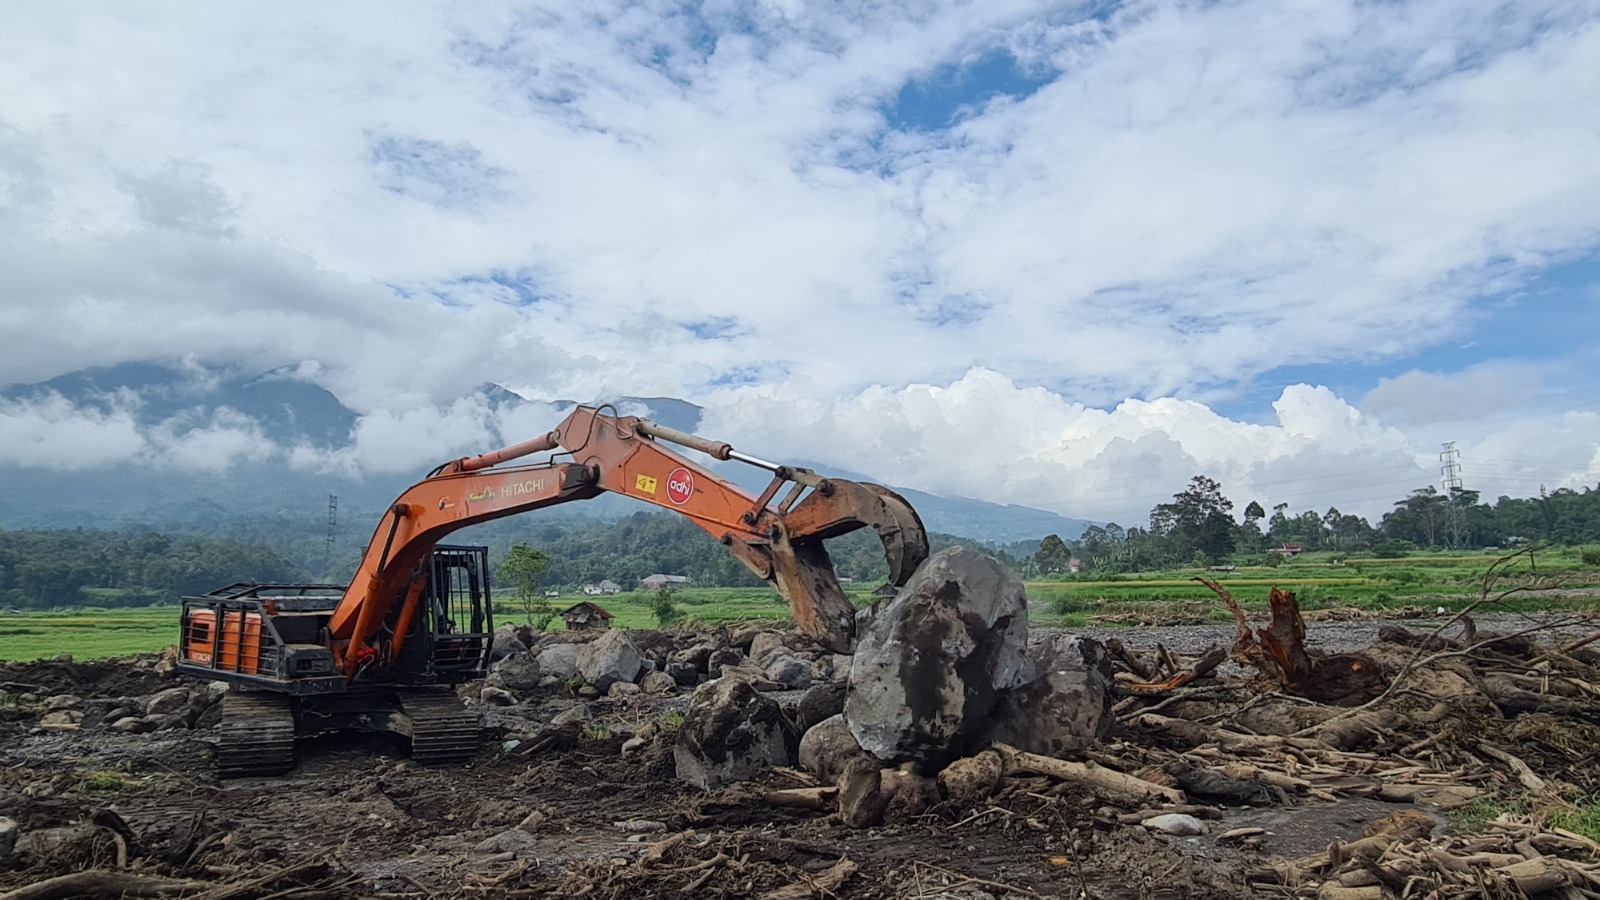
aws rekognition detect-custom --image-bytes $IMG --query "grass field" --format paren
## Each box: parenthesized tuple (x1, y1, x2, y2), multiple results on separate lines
(0, 606, 180, 661)
(4, 548, 1596, 661)
(1029, 546, 1600, 625)
(0, 588, 855, 661)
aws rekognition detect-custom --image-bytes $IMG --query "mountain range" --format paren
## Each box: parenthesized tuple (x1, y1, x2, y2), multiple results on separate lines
(0, 362, 1093, 545)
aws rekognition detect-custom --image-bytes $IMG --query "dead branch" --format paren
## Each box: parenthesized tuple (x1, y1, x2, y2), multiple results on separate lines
(758, 858, 857, 900)
(0, 871, 208, 900)
(991, 742, 1185, 804)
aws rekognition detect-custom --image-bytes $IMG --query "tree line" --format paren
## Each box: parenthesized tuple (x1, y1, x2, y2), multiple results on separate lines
(0, 529, 301, 608)
(0, 513, 1004, 608)
(1035, 477, 1600, 575)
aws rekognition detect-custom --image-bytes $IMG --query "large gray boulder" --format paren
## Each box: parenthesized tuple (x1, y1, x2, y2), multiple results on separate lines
(985, 634, 1115, 756)
(748, 632, 786, 665)
(490, 624, 528, 662)
(577, 630, 642, 691)
(537, 643, 581, 681)
(797, 714, 864, 783)
(795, 681, 848, 732)
(673, 676, 798, 790)
(844, 547, 1029, 769)
(492, 651, 543, 692)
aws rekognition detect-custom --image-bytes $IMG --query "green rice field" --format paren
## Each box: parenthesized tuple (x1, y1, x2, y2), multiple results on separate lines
(3, 548, 1596, 661)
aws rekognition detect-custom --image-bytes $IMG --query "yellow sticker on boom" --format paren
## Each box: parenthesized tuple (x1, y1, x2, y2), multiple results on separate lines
(635, 474, 659, 494)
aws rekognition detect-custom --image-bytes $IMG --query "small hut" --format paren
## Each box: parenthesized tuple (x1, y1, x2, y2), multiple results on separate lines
(560, 601, 614, 632)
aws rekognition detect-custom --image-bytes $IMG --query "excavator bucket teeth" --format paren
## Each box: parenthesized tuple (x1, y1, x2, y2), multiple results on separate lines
(769, 479, 931, 651)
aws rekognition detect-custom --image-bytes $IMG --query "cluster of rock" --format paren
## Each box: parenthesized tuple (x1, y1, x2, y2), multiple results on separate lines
(7, 679, 226, 735)
(474, 614, 849, 709)
(669, 547, 1119, 825)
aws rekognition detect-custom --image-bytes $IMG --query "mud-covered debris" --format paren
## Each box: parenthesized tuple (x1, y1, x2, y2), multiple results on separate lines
(936, 748, 1003, 806)
(845, 547, 1029, 769)
(475, 828, 537, 854)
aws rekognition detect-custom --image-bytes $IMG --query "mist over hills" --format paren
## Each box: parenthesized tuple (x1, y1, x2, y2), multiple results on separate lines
(0, 362, 1094, 545)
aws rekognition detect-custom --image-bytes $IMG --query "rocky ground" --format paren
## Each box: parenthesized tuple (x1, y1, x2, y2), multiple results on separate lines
(1, 555, 1598, 899)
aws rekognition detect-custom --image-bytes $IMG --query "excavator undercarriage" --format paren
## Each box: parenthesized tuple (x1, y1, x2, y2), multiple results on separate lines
(178, 406, 929, 776)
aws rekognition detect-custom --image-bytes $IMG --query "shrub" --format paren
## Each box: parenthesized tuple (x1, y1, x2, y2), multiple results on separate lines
(1372, 540, 1416, 559)
(1581, 548, 1600, 567)
(651, 588, 681, 627)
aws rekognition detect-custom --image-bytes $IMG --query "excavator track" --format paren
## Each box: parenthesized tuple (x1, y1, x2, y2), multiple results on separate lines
(216, 691, 296, 778)
(401, 689, 481, 765)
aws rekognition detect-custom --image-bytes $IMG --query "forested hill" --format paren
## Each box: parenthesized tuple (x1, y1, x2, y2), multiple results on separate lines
(0, 530, 300, 608)
(0, 515, 1027, 609)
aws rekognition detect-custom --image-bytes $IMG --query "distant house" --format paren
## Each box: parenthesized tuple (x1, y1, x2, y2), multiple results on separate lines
(1267, 543, 1305, 557)
(580, 580, 622, 596)
(1068, 558, 1082, 573)
(560, 601, 614, 632)
(639, 574, 689, 591)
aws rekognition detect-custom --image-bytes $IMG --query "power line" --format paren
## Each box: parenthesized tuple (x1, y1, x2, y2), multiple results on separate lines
(1441, 442, 1466, 548)
(322, 494, 338, 580)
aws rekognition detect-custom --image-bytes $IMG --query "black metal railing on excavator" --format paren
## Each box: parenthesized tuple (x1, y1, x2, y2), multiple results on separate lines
(421, 547, 494, 680)
(181, 596, 288, 680)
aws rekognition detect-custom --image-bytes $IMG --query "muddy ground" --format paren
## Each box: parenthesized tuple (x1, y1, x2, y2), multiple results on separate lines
(2, 613, 1597, 899)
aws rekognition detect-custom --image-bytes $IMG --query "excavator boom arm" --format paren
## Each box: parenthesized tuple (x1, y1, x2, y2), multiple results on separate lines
(328, 406, 927, 670)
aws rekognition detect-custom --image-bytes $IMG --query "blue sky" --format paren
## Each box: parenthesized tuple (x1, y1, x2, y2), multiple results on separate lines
(1, 1, 1598, 524)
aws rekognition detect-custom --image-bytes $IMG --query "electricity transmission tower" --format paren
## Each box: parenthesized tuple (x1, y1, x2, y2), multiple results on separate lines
(322, 494, 338, 580)
(1440, 443, 1465, 548)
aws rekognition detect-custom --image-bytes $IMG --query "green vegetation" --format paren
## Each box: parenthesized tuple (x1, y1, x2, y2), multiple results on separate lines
(650, 587, 681, 627)
(1449, 797, 1521, 833)
(0, 607, 180, 660)
(498, 543, 554, 629)
(1550, 798, 1600, 843)
(1030, 546, 1600, 625)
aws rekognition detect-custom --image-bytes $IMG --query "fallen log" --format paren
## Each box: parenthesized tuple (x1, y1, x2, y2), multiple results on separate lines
(0, 871, 208, 900)
(1476, 743, 1548, 792)
(991, 742, 1185, 805)
(763, 787, 837, 810)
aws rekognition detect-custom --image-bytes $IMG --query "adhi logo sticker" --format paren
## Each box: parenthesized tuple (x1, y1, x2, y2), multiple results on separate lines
(666, 467, 694, 505)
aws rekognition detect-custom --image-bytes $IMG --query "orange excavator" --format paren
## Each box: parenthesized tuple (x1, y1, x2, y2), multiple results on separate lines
(177, 405, 927, 776)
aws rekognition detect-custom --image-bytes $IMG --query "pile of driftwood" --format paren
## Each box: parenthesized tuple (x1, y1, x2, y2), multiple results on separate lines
(1250, 809, 1600, 899)
(743, 561, 1599, 898)
(0, 809, 362, 900)
(1099, 575, 1600, 898)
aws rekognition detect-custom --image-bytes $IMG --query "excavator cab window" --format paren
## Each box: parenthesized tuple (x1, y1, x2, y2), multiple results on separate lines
(399, 545, 493, 683)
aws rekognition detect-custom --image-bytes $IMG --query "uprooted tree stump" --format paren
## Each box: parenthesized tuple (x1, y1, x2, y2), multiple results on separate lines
(1194, 578, 1384, 706)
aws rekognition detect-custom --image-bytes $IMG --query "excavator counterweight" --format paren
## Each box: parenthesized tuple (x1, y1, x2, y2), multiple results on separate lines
(177, 405, 929, 775)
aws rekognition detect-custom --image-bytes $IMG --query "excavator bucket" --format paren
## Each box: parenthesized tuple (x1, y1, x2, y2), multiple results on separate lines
(770, 479, 930, 651)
